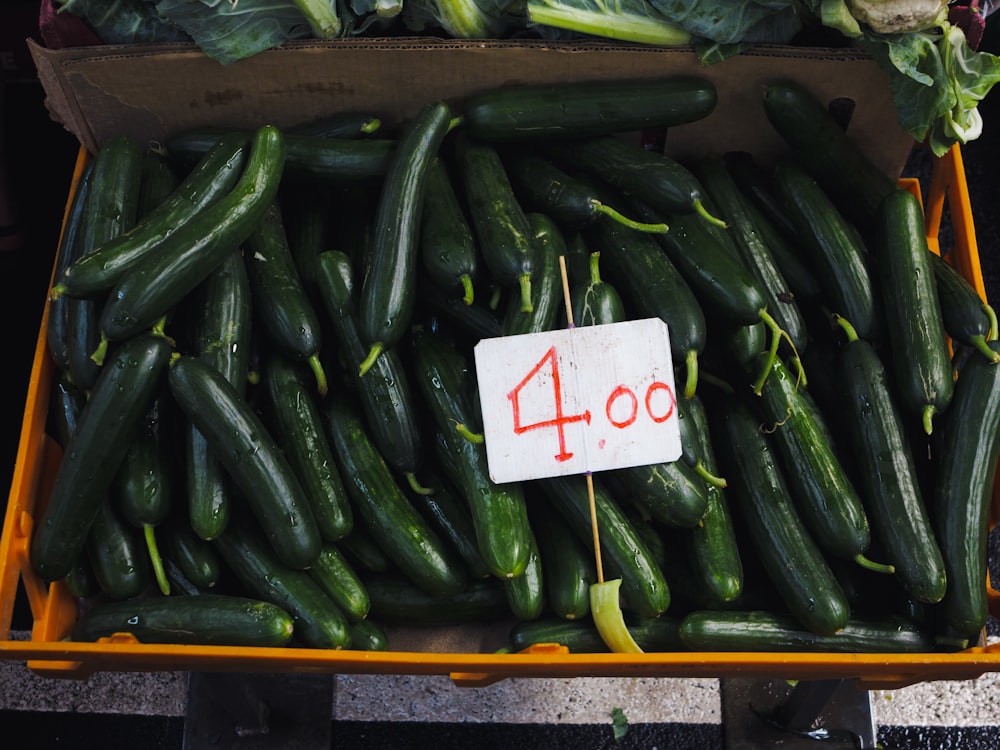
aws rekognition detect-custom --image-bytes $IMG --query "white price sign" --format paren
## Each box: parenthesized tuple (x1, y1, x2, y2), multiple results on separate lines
(473, 318, 682, 484)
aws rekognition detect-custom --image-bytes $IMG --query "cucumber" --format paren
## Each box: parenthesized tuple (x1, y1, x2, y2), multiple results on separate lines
(263, 354, 353, 542)
(505, 152, 669, 233)
(754, 353, 875, 566)
(182, 249, 252, 541)
(710, 395, 850, 636)
(137, 148, 180, 216)
(214, 520, 351, 649)
(323, 395, 468, 597)
(72, 594, 296, 647)
(30, 332, 173, 583)
(463, 77, 717, 142)
(570, 252, 626, 327)
(454, 131, 537, 313)
(585, 214, 706, 399)
(358, 101, 453, 373)
(97, 125, 285, 347)
(611, 459, 710, 529)
(762, 79, 898, 226)
(163, 514, 223, 591)
(502, 523, 545, 621)
(365, 573, 509, 626)
(86, 498, 152, 600)
(281, 182, 335, 295)
(542, 135, 723, 225)
(694, 154, 808, 353)
(306, 543, 371, 622)
(339, 522, 394, 575)
(501, 212, 565, 336)
(873, 188, 954, 434)
(933, 339, 1000, 640)
(930, 251, 1000, 363)
(540, 474, 671, 619)
(289, 111, 383, 138)
(314, 250, 426, 489)
(833, 316, 947, 604)
(348, 619, 389, 651)
(67, 136, 144, 389)
(166, 127, 394, 185)
(244, 198, 328, 394)
(530, 500, 595, 621)
(679, 610, 933, 653)
(51, 131, 248, 299)
(419, 156, 477, 305)
(509, 615, 684, 653)
(771, 155, 879, 341)
(167, 355, 322, 571)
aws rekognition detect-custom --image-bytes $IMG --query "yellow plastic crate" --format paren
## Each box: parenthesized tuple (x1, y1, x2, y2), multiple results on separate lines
(2, 143, 999, 690)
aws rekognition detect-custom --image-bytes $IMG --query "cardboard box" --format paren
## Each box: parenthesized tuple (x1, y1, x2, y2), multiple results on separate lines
(28, 37, 915, 178)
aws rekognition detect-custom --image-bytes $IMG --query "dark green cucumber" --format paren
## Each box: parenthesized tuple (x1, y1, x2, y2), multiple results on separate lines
(72, 594, 295, 647)
(506, 152, 669, 233)
(463, 77, 717, 142)
(711, 395, 850, 636)
(681, 393, 744, 606)
(501, 212, 565, 336)
(358, 101, 453, 373)
(873, 188, 954, 434)
(98, 125, 285, 346)
(530, 500, 595, 621)
(167, 355, 321, 571)
(930, 251, 1000, 363)
(834, 316, 947, 604)
(214, 520, 351, 649)
(679, 610, 933, 652)
(762, 79, 898, 226)
(418, 279, 504, 342)
(68, 136, 144, 389)
(365, 572, 509, 626)
(410, 467, 492, 581)
(314, 250, 426, 488)
(86, 498, 152, 600)
(509, 615, 684, 653)
(52, 131, 248, 299)
(771, 155, 879, 340)
(281, 182, 335, 295)
(454, 132, 537, 313)
(694, 155, 808, 353)
(586, 215, 706, 399)
(163, 514, 223, 591)
(410, 326, 484, 443)
(541, 474, 671, 618)
(46, 371, 87, 449)
(138, 148, 180, 216)
(48, 158, 95, 373)
(166, 127, 394, 185)
(338, 522, 394, 574)
(612, 459, 710, 529)
(419, 156, 477, 305)
(542, 135, 723, 224)
(348, 619, 389, 651)
(30, 332, 173, 583)
(570, 252, 626, 327)
(323, 396, 467, 597)
(503, 524, 545, 621)
(754, 353, 874, 565)
(263, 354, 353, 542)
(244, 198, 328, 394)
(933, 339, 1000, 640)
(306, 543, 371, 622)
(183, 249, 252, 541)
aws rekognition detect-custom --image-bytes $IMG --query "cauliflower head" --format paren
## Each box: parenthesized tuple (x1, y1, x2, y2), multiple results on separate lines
(846, 0, 950, 34)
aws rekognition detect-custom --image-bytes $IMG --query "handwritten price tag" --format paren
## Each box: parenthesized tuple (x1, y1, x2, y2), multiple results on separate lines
(473, 318, 681, 484)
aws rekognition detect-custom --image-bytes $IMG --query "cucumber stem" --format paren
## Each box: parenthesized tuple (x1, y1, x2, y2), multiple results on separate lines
(518, 273, 534, 313)
(922, 404, 936, 436)
(853, 553, 895, 575)
(489, 285, 502, 311)
(591, 200, 668, 234)
(460, 274, 475, 306)
(358, 342, 384, 377)
(144, 524, 171, 596)
(683, 348, 699, 400)
(49, 283, 66, 301)
(970, 334, 1000, 363)
(692, 198, 728, 230)
(985, 304, 999, 342)
(361, 117, 382, 135)
(693, 459, 727, 488)
(832, 314, 859, 343)
(751, 309, 784, 396)
(89, 333, 110, 366)
(308, 353, 328, 396)
(405, 471, 435, 496)
(455, 422, 485, 444)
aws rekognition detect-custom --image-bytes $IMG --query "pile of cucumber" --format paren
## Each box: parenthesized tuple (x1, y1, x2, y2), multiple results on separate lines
(35, 75, 1000, 655)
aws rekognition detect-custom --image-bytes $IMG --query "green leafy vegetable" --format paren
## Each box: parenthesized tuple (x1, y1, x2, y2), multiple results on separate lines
(402, 0, 513, 38)
(55, 0, 192, 44)
(611, 706, 629, 741)
(525, 0, 691, 45)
